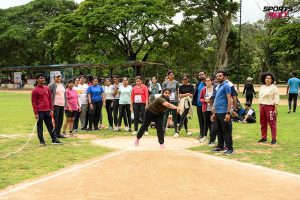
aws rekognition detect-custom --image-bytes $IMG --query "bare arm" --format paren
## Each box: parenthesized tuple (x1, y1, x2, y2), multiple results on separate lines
(163, 102, 178, 110)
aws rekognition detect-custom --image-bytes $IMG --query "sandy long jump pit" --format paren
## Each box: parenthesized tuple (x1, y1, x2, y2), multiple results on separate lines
(0, 137, 300, 200)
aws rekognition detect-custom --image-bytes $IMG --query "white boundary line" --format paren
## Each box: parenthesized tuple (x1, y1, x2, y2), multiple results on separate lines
(0, 150, 126, 198)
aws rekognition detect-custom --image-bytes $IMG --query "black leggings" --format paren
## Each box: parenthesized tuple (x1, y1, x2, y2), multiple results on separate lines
(54, 105, 64, 134)
(203, 111, 212, 137)
(113, 99, 128, 127)
(118, 104, 131, 128)
(133, 103, 146, 131)
(246, 93, 253, 104)
(106, 100, 114, 127)
(137, 110, 164, 144)
(88, 101, 103, 129)
(288, 93, 298, 112)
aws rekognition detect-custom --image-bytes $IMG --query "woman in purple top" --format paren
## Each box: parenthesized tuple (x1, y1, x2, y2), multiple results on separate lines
(62, 79, 81, 137)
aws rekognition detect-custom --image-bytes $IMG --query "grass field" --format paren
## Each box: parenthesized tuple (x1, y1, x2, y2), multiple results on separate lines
(0, 91, 300, 190)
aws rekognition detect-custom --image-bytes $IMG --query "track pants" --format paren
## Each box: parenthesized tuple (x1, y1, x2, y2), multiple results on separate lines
(260, 105, 277, 141)
(37, 111, 57, 142)
(288, 93, 298, 112)
(106, 100, 114, 127)
(215, 113, 233, 150)
(118, 104, 131, 128)
(133, 103, 147, 131)
(54, 105, 64, 134)
(88, 101, 103, 129)
(137, 110, 164, 144)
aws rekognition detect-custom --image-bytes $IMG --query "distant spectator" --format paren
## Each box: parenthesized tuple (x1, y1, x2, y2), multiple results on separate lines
(242, 77, 256, 104)
(242, 102, 256, 123)
(286, 71, 300, 113)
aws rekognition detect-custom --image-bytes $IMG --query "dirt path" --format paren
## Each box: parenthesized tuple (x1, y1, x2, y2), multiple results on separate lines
(1, 137, 300, 200)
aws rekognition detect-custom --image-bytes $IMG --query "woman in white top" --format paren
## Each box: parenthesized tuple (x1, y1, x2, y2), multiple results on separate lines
(258, 72, 279, 145)
(117, 77, 132, 132)
(104, 78, 114, 130)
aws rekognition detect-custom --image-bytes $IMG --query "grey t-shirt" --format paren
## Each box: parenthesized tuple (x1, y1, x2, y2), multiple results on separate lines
(162, 80, 179, 102)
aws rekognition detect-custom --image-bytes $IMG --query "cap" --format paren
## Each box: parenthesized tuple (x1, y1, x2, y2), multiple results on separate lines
(247, 77, 253, 81)
(54, 71, 62, 77)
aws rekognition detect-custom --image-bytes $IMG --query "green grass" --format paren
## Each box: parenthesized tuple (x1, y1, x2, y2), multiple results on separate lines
(0, 91, 300, 190)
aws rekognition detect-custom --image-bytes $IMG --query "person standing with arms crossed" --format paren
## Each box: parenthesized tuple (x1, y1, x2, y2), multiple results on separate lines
(131, 76, 149, 135)
(192, 71, 206, 140)
(135, 88, 179, 149)
(87, 77, 105, 131)
(31, 73, 62, 146)
(258, 72, 279, 145)
(104, 78, 114, 130)
(211, 70, 234, 155)
(49, 72, 67, 138)
(286, 71, 300, 113)
(162, 70, 179, 136)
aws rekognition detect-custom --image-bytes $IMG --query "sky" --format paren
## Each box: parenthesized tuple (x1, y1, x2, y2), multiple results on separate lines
(0, 0, 285, 24)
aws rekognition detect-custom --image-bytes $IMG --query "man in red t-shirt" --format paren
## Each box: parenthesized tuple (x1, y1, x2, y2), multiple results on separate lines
(31, 73, 62, 146)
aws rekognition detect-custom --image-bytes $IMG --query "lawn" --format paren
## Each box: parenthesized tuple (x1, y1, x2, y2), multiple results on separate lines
(0, 91, 300, 190)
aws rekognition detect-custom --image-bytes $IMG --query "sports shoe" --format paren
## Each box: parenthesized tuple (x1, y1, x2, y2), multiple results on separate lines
(271, 140, 277, 145)
(224, 150, 234, 155)
(212, 147, 224, 152)
(57, 133, 67, 138)
(52, 140, 63, 145)
(132, 131, 137, 135)
(94, 127, 100, 131)
(124, 127, 129, 131)
(199, 136, 208, 143)
(134, 138, 139, 146)
(160, 144, 165, 149)
(39, 141, 46, 146)
(197, 136, 204, 140)
(257, 138, 267, 143)
(87, 128, 93, 131)
(288, 110, 291, 114)
(74, 129, 79, 132)
(186, 131, 193, 136)
(107, 126, 113, 131)
(113, 127, 119, 131)
(208, 142, 215, 146)
(144, 131, 149, 136)
(173, 132, 179, 138)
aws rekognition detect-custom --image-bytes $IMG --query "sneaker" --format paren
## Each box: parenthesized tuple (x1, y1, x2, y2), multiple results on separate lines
(288, 110, 291, 114)
(57, 133, 67, 138)
(165, 127, 169, 131)
(174, 132, 179, 138)
(271, 140, 277, 145)
(124, 127, 129, 131)
(257, 138, 267, 143)
(145, 131, 149, 136)
(134, 138, 139, 146)
(74, 129, 79, 132)
(94, 127, 100, 131)
(197, 136, 204, 140)
(212, 147, 224, 152)
(208, 142, 215, 146)
(39, 141, 46, 146)
(113, 127, 119, 131)
(87, 128, 93, 131)
(107, 126, 113, 131)
(199, 136, 208, 143)
(81, 127, 87, 131)
(132, 131, 137, 135)
(52, 140, 63, 145)
(224, 150, 234, 155)
(186, 131, 193, 136)
(160, 144, 165, 149)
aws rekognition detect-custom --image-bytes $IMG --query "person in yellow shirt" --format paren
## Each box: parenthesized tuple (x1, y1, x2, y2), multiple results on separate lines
(258, 72, 279, 145)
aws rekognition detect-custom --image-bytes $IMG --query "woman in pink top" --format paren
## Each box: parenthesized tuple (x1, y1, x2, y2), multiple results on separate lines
(131, 76, 149, 135)
(62, 79, 81, 137)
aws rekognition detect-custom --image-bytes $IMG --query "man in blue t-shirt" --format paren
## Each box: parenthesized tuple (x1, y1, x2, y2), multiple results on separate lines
(211, 70, 234, 155)
(287, 72, 300, 113)
(192, 71, 206, 139)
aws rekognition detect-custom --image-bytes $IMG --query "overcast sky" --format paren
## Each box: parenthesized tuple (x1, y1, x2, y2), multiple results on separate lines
(0, 0, 285, 24)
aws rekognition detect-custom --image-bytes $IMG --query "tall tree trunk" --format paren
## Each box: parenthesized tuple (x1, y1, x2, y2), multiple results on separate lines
(216, 17, 230, 72)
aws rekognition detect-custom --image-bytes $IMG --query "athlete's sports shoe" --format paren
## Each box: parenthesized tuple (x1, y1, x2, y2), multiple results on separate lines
(173, 132, 179, 138)
(39, 141, 46, 146)
(134, 138, 139, 146)
(199, 136, 208, 143)
(132, 131, 137, 135)
(113, 127, 119, 131)
(224, 150, 234, 155)
(144, 131, 149, 136)
(124, 127, 129, 131)
(52, 140, 63, 145)
(186, 131, 193, 136)
(160, 144, 165, 149)
(271, 140, 277, 145)
(257, 138, 267, 143)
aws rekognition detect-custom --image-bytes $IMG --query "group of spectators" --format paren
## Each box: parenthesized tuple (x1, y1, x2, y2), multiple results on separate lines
(32, 69, 299, 154)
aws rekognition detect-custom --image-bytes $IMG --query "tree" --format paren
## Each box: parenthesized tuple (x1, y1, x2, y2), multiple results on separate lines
(41, 0, 177, 75)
